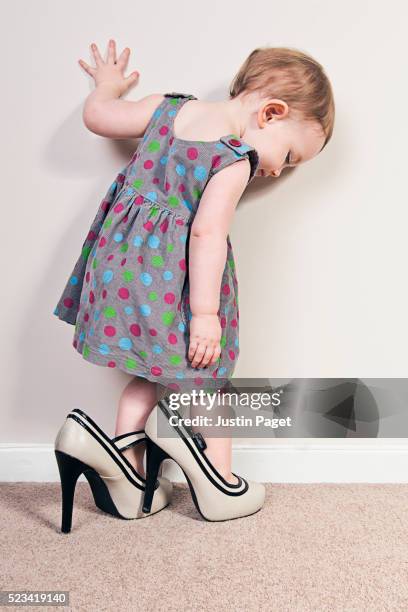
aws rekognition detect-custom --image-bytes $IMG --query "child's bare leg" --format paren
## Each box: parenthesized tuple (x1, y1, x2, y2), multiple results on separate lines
(190, 389, 239, 485)
(115, 376, 167, 477)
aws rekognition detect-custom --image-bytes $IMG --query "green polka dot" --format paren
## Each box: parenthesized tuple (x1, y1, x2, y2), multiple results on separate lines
(151, 255, 164, 268)
(82, 246, 91, 261)
(132, 178, 143, 189)
(193, 187, 202, 199)
(140, 350, 148, 359)
(83, 344, 90, 358)
(148, 140, 160, 153)
(123, 269, 134, 282)
(220, 336, 227, 348)
(148, 206, 160, 218)
(92, 258, 98, 269)
(228, 258, 235, 272)
(162, 311, 176, 326)
(120, 242, 129, 253)
(166, 243, 174, 253)
(168, 195, 179, 208)
(148, 291, 158, 301)
(104, 306, 116, 318)
(169, 354, 182, 366)
(169, 97, 179, 106)
(103, 218, 113, 229)
(125, 358, 138, 370)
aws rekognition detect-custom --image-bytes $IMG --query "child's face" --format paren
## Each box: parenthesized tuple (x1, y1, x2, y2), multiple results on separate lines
(245, 98, 326, 178)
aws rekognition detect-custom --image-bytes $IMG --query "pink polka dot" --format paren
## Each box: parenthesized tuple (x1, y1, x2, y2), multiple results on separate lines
(176, 219, 184, 226)
(84, 313, 89, 322)
(178, 184, 186, 193)
(165, 181, 171, 191)
(151, 365, 163, 377)
(168, 382, 181, 392)
(107, 254, 114, 261)
(149, 328, 157, 336)
(160, 219, 169, 233)
(222, 284, 230, 296)
(104, 325, 116, 337)
(135, 195, 144, 205)
(220, 316, 226, 328)
(120, 258, 127, 266)
(89, 291, 95, 304)
(143, 221, 154, 231)
(231, 318, 238, 327)
(114, 202, 124, 213)
(102, 289, 107, 299)
(211, 155, 222, 169)
(63, 297, 74, 308)
(73, 339, 77, 348)
(85, 272, 90, 283)
(118, 287, 130, 299)
(130, 323, 141, 336)
(122, 214, 129, 223)
(153, 177, 160, 184)
(99, 236, 107, 247)
(164, 292, 175, 304)
(144, 160, 154, 170)
(179, 258, 186, 271)
(228, 350, 236, 360)
(87, 230, 97, 241)
(169, 136, 174, 145)
(107, 361, 116, 368)
(159, 125, 169, 136)
(168, 333, 178, 344)
(187, 147, 198, 160)
(194, 376, 204, 385)
(101, 201, 109, 213)
(137, 255, 143, 264)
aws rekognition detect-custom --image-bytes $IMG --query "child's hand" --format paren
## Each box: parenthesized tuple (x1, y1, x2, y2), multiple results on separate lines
(78, 39, 139, 97)
(188, 314, 222, 369)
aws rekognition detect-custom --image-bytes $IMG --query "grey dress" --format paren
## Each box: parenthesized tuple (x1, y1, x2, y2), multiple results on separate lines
(53, 92, 259, 393)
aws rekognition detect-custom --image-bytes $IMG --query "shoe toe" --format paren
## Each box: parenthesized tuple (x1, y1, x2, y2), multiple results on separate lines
(248, 480, 266, 513)
(150, 475, 173, 511)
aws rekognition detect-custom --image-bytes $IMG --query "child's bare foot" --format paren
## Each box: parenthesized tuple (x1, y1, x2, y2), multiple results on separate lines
(121, 441, 146, 478)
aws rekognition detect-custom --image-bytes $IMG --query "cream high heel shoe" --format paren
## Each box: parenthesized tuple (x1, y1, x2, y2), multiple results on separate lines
(142, 397, 266, 521)
(54, 408, 172, 533)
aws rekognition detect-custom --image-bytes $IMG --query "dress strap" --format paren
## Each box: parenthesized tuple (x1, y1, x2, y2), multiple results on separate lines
(141, 92, 197, 143)
(213, 135, 260, 184)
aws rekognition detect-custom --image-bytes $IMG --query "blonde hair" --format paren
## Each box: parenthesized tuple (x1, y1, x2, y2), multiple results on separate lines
(229, 46, 335, 151)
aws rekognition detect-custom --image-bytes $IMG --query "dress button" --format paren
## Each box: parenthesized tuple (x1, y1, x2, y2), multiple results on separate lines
(228, 138, 242, 147)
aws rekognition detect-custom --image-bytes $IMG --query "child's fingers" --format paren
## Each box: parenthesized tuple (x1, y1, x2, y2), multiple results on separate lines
(90, 42, 104, 66)
(117, 46, 131, 70)
(107, 39, 116, 65)
(189, 340, 206, 368)
(199, 345, 216, 368)
(78, 58, 96, 77)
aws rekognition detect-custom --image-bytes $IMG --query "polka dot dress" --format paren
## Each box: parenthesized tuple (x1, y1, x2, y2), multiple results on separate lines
(53, 92, 259, 393)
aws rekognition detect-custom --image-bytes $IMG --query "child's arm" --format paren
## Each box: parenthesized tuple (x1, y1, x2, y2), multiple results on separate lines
(83, 86, 164, 139)
(187, 159, 251, 367)
(79, 39, 164, 139)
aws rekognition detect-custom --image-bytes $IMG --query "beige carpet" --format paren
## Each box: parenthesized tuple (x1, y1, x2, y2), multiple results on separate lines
(1, 482, 408, 611)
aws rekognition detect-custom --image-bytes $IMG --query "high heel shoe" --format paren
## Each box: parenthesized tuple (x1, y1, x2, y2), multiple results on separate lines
(54, 408, 172, 533)
(142, 397, 266, 521)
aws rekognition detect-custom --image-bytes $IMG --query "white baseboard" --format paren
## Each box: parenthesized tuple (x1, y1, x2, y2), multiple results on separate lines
(2, 442, 408, 483)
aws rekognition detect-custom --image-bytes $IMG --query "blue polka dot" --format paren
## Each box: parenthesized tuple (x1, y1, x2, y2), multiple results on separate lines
(182, 199, 193, 212)
(124, 306, 134, 315)
(125, 187, 135, 197)
(176, 164, 186, 176)
(118, 337, 132, 350)
(218, 367, 227, 376)
(140, 272, 152, 286)
(70, 276, 78, 285)
(79, 331, 85, 342)
(148, 235, 160, 248)
(140, 304, 151, 316)
(152, 344, 163, 354)
(146, 191, 158, 201)
(176, 372, 185, 379)
(180, 234, 187, 243)
(160, 156, 168, 165)
(235, 338, 239, 348)
(94, 309, 101, 321)
(99, 344, 110, 356)
(194, 166, 207, 181)
(109, 181, 118, 193)
(178, 322, 186, 333)
(88, 327, 95, 337)
(163, 270, 173, 281)
(103, 270, 114, 284)
(114, 232, 124, 242)
(133, 236, 143, 247)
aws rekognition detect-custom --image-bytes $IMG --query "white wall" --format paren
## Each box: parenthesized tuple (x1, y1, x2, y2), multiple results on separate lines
(2, 0, 408, 449)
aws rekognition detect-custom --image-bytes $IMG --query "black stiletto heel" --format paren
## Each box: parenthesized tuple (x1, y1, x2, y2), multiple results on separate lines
(54, 450, 89, 533)
(142, 437, 171, 513)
